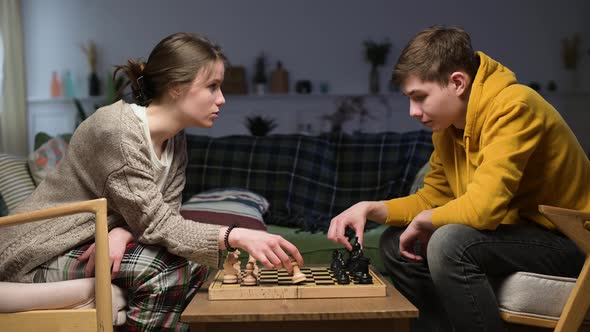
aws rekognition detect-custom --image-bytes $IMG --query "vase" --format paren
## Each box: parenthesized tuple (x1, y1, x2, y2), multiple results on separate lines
(63, 71, 76, 97)
(50, 71, 62, 97)
(369, 67, 379, 94)
(565, 69, 580, 93)
(254, 83, 266, 95)
(89, 72, 101, 96)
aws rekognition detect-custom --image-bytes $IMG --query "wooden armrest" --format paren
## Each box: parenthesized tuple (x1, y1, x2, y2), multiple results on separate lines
(0, 199, 113, 332)
(539, 204, 590, 254)
(539, 205, 590, 221)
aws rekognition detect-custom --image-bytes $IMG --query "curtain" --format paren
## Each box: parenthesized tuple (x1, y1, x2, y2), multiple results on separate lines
(0, 0, 28, 155)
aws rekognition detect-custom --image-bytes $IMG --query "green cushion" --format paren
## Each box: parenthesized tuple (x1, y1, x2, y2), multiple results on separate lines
(266, 224, 388, 274)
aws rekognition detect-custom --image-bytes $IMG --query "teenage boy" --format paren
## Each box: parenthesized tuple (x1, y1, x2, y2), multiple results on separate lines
(327, 26, 590, 331)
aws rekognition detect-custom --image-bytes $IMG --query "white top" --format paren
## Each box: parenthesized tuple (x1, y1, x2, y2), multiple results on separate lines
(130, 103, 174, 193)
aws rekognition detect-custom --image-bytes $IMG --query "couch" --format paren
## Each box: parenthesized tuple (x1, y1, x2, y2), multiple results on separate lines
(0, 130, 434, 274)
(2, 130, 588, 329)
(182, 130, 433, 271)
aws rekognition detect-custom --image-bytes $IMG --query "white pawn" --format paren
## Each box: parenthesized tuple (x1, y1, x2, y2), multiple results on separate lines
(242, 261, 257, 286)
(291, 260, 306, 284)
(248, 255, 260, 279)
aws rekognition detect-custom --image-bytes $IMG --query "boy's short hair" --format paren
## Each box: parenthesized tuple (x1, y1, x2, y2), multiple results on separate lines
(393, 26, 479, 87)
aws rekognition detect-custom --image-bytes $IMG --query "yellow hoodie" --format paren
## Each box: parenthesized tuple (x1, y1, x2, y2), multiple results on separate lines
(384, 52, 590, 230)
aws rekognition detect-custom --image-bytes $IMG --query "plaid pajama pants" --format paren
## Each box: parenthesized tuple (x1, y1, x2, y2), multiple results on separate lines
(33, 242, 209, 332)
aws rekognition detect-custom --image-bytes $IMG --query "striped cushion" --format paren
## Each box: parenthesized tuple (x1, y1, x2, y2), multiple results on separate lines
(181, 188, 268, 231)
(0, 154, 36, 212)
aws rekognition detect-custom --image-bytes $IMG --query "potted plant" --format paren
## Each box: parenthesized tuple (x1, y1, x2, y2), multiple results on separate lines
(321, 96, 370, 133)
(363, 39, 391, 94)
(81, 40, 101, 96)
(245, 115, 277, 136)
(253, 53, 268, 95)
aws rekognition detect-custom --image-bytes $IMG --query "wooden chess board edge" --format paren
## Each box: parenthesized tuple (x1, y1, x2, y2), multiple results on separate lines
(208, 268, 387, 301)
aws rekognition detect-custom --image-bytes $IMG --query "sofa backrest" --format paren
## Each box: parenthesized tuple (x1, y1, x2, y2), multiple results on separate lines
(185, 131, 433, 232)
(2, 131, 434, 231)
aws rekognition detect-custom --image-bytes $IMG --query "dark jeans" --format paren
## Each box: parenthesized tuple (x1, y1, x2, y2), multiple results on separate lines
(379, 223, 585, 332)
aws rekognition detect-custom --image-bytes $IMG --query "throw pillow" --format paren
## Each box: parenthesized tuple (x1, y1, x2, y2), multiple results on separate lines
(180, 188, 269, 231)
(28, 135, 69, 186)
(0, 154, 36, 212)
(0, 193, 8, 217)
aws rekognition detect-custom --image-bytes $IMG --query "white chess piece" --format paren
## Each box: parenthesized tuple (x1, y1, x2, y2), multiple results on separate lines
(248, 255, 260, 279)
(233, 251, 243, 282)
(242, 261, 257, 286)
(291, 260, 306, 284)
(223, 251, 240, 284)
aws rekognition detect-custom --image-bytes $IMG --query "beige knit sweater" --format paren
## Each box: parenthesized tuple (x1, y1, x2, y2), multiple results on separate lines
(0, 101, 222, 282)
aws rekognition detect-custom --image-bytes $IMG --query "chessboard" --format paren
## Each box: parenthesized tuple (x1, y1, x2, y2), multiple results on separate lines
(208, 266, 387, 300)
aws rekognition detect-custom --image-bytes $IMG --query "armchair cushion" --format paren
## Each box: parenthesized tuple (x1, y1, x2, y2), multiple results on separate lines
(496, 271, 589, 321)
(180, 188, 268, 231)
(0, 154, 36, 213)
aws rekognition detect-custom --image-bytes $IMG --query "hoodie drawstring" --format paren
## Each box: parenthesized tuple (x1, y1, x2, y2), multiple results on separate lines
(454, 144, 460, 196)
(465, 136, 471, 191)
(453, 136, 471, 196)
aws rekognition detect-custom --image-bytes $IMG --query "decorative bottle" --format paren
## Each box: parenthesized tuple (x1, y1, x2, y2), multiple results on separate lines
(270, 61, 289, 94)
(50, 71, 62, 97)
(63, 70, 76, 97)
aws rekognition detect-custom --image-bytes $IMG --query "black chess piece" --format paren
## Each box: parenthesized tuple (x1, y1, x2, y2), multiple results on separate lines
(331, 251, 345, 274)
(330, 250, 341, 271)
(353, 256, 371, 282)
(336, 269, 350, 285)
(346, 238, 364, 272)
(354, 256, 373, 285)
(358, 272, 373, 284)
(353, 270, 363, 282)
(357, 256, 370, 274)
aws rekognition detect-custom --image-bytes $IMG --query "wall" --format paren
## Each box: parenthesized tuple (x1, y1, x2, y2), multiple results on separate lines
(22, 0, 589, 97)
(21, 0, 590, 145)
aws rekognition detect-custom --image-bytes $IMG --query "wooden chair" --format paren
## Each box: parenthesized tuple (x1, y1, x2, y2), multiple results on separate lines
(500, 205, 590, 332)
(0, 198, 113, 332)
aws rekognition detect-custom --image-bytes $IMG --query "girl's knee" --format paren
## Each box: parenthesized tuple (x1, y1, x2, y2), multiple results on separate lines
(119, 244, 193, 289)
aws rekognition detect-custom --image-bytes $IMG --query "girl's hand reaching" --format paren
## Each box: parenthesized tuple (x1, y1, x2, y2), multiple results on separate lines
(220, 227, 303, 274)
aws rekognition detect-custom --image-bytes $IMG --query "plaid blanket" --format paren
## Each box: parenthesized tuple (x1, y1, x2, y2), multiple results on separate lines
(185, 131, 433, 233)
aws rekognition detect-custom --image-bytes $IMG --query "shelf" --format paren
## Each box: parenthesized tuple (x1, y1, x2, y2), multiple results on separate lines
(27, 96, 106, 104)
(224, 92, 405, 100)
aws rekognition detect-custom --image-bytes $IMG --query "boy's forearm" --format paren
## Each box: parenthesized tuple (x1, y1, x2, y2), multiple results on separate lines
(363, 201, 388, 224)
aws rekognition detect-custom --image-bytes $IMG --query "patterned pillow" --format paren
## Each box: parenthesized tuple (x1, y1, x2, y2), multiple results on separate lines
(28, 135, 69, 186)
(180, 188, 269, 231)
(0, 154, 36, 212)
(0, 193, 8, 217)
